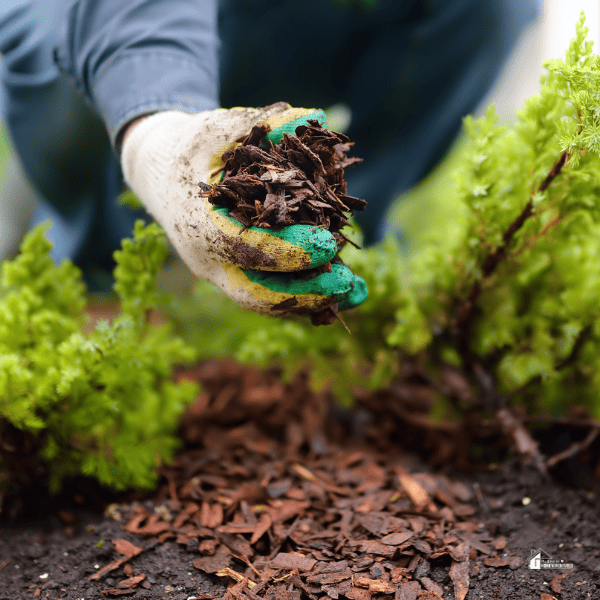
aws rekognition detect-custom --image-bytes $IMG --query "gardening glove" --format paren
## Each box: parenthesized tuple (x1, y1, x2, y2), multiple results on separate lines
(121, 102, 368, 316)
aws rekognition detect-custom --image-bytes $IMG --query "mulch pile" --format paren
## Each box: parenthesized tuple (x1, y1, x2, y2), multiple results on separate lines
(86, 362, 521, 600)
(200, 121, 365, 234)
(2, 356, 599, 599)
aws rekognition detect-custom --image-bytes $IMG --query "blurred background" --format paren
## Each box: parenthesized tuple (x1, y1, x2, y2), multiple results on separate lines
(0, 0, 598, 267)
(481, 0, 599, 120)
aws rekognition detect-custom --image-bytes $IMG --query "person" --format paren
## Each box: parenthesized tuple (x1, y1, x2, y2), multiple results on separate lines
(0, 0, 540, 315)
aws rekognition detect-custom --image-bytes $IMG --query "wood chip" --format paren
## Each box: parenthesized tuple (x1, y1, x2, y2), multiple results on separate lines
(380, 531, 413, 546)
(200, 502, 224, 528)
(550, 572, 570, 593)
(193, 548, 231, 574)
(117, 574, 145, 589)
(111, 539, 142, 558)
(88, 557, 128, 581)
(354, 576, 394, 594)
(397, 581, 421, 600)
(484, 555, 522, 569)
(250, 511, 272, 544)
(399, 473, 431, 509)
(449, 560, 470, 600)
(420, 577, 444, 597)
(270, 552, 317, 572)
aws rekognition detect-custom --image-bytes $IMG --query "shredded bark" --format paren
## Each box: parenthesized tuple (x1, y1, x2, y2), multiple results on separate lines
(199, 121, 365, 233)
(94, 361, 520, 600)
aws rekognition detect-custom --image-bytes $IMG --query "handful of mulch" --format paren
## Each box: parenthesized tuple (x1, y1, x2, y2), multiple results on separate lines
(198, 119, 366, 325)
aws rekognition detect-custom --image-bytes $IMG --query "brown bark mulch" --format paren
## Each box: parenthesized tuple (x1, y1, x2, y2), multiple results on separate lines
(200, 121, 366, 234)
(1, 360, 599, 600)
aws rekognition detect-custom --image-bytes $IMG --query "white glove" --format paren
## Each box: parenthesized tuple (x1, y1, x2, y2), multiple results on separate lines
(120, 102, 367, 316)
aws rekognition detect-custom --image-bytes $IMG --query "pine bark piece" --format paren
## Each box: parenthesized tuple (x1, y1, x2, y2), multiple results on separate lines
(117, 575, 145, 589)
(270, 552, 317, 572)
(449, 560, 470, 600)
(111, 539, 143, 558)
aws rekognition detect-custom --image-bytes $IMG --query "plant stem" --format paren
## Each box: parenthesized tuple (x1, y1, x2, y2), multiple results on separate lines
(453, 149, 570, 337)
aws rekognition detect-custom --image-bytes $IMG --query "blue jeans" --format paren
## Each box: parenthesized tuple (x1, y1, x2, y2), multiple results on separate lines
(0, 0, 540, 279)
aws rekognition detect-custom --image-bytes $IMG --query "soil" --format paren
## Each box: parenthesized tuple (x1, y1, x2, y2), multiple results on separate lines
(1, 360, 599, 600)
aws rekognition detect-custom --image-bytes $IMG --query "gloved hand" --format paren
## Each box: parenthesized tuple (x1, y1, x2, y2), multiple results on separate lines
(120, 102, 367, 316)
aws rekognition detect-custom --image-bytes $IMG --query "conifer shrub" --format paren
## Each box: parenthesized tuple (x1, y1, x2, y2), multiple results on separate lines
(0, 220, 198, 504)
(232, 15, 600, 418)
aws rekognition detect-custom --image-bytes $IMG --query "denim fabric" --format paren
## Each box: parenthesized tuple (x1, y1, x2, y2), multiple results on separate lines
(0, 0, 219, 272)
(0, 0, 540, 274)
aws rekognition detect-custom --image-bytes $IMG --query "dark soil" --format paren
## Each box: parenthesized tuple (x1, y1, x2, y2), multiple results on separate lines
(1, 360, 599, 600)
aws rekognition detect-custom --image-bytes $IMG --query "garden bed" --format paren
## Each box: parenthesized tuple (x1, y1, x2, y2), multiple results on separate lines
(1, 359, 598, 600)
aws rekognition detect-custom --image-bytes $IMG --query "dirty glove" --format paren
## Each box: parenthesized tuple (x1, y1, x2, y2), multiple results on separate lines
(120, 103, 367, 316)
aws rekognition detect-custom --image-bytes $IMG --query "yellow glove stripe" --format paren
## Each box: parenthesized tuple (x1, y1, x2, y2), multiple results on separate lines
(206, 199, 312, 271)
(207, 141, 240, 185)
(222, 263, 333, 312)
(260, 107, 318, 132)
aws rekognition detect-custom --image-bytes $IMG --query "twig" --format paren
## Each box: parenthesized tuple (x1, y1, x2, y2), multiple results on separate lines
(291, 575, 319, 600)
(538, 150, 569, 193)
(546, 425, 600, 468)
(335, 230, 362, 249)
(496, 408, 548, 475)
(333, 310, 351, 334)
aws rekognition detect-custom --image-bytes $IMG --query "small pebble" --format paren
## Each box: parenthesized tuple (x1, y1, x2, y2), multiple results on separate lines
(414, 560, 431, 580)
(41, 581, 59, 590)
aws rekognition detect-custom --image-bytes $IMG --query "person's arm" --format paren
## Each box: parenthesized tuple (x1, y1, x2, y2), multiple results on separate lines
(55, 0, 220, 149)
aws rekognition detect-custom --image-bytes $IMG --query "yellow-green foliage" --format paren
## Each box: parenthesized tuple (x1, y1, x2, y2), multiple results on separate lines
(0, 221, 198, 494)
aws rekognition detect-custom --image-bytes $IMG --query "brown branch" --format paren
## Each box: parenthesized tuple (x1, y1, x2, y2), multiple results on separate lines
(538, 149, 569, 193)
(507, 323, 594, 401)
(453, 149, 570, 334)
(546, 425, 600, 468)
(496, 407, 548, 475)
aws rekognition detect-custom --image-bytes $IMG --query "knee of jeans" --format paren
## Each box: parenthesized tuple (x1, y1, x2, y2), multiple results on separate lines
(429, 0, 541, 50)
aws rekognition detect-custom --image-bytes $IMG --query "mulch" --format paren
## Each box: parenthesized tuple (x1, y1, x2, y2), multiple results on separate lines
(200, 121, 365, 234)
(1, 358, 599, 599)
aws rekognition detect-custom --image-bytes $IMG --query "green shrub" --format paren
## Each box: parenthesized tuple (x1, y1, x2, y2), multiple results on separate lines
(0, 220, 198, 496)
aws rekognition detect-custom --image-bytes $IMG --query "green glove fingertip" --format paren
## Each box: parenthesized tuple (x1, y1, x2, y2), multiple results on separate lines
(264, 110, 328, 145)
(337, 272, 368, 310)
(243, 263, 368, 310)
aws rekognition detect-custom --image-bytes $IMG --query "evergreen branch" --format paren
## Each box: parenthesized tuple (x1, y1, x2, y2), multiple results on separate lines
(556, 323, 592, 370)
(453, 149, 570, 334)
